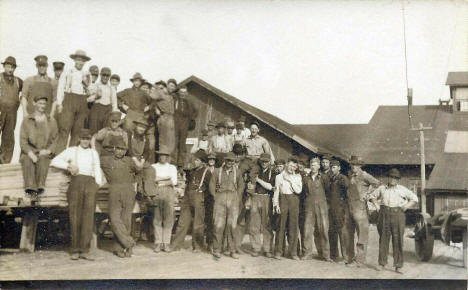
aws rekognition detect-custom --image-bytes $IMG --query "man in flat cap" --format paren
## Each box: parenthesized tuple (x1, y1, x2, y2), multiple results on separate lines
(88, 67, 118, 135)
(190, 129, 210, 154)
(153, 80, 176, 157)
(173, 85, 197, 168)
(56, 49, 92, 153)
(167, 78, 178, 95)
(110, 74, 120, 91)
(20, 91, 58, 201)
(320, 153, 333, 177)
(208, 122, 231, 153)
(100, 136, 144, 258)
(0, 56, 23, 163)
(206, 120, 216, 138)
(22, 55, 58, 119)
(51, 128, 103, 261)
(53, 62, 65, 81)
(245, 121, 274, 164)
(91, 111, 128, 156)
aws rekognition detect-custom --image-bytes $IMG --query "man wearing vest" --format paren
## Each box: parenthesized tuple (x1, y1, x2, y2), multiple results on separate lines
(20, 91, 58, 202)
(0, 56, 23, 164)
(248, 153, 275, 258)
(100, 136, 143, 258)
(171, 150, 212, 252)
(301, 157, 332, 262)
(22, 55, 58, 118)
(51, 128, 103, 260)
(88, 67, 118, 135)
(56, 50, 92, 153)
(91, 111, 128, 156)
(209, 152, 245, 259)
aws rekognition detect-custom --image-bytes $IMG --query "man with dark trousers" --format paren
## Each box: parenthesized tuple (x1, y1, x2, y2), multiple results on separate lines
(368, 168, 418, 273)
(56, 50, 92, 152)
(51, 128, 103, 260)
(301, 157, 332, 262)
(100, 136, 143, 258)
(171, 150, 212, 252)
(173, 85, 197, 168)
(20, 91, 58, 201)
(209, 152, 245, 259)
(0, 56, 23, 163)
(328, 159, 351, 263)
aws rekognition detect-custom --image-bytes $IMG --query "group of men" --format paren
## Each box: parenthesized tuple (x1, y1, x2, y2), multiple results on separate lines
(0, 51, 418, 274)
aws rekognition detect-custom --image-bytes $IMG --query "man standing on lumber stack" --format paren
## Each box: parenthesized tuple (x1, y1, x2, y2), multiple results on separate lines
(100, 136, 143, 258)
(51, 128, 103, 261)
(91, 111, 128, 156)
(173, 85, 197, 169)
(20, 89, 58, 202)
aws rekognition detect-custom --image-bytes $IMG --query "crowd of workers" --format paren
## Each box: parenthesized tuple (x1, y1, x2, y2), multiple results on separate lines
(0, 50, 419, 274)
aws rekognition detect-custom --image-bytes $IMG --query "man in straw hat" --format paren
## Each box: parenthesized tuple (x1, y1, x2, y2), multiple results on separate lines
(22, 55, 58, 118)
(55, 49, 92, 153)
(100, 136, 144, 258)
(0, 56, 23, 163)
(51, 128, 103, 261)
(367, 168, 418, 273)
(344, 155, 380, 268)
(20, 91, 58, 202)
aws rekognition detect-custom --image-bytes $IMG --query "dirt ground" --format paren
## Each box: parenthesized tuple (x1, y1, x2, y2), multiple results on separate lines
(0, 225, 466, 280)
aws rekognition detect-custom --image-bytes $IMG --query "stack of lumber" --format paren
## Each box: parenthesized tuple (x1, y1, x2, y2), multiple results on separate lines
(0, 163, 69, 207)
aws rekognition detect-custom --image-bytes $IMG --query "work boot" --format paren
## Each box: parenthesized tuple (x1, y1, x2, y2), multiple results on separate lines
(163, 243, 171, 253)
(291, 255, 300, 261)
(80, 253, 95, 261)
(153, 243, 161, 253)
(231, 252, 240, 259)
(70, 253, 80, 260)
(376, 265, 386, 271)
(395, 267, 403, 274)
(265, 252, 273, 258)
(114, 251, 126, 258)
(213, 252, 221, 259)
(301, 254, 313, 260)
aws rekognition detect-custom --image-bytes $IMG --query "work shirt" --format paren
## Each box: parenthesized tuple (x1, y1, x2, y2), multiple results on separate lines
(91, 82, 118, 110)
(20, 115, 58, 155)
(303, 172, 329, 204)
(348, 169, 380, 201)
(51, 145, 103, 186)
(209, 134, 231, 153)
(57, 67, 89, 104)
(209, 166, 244, 196)
(94, 127, 128, 148)
(22, 74, 58, 106)
(255, 166, 275, 196)
(117, 87, 151, 113)
(174, 96, 197, 120)
(152, 162, 177, 186)
(0, 73, 22, 109)
(100, 156, 140, 184)
(273, 171, 302, 206)
(329, 173, 350, 203)
(186, 166, 212, 192)
(245, 134, 275, 162)
(190, 139, 209, 153)
(225, 134, 235, 149)
(369, 184, 418, 208)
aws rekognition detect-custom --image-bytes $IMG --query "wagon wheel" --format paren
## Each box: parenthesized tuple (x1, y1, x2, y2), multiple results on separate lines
(414, 216, 434, 262)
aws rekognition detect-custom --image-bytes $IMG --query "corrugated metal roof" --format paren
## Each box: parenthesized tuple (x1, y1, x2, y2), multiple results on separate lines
(446, 72, 468, 86)
(426, 153, 468, 192)
(179, 75, 347, 160)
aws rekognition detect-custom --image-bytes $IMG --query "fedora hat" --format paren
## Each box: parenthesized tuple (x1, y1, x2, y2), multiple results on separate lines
(156, 145, 172, 156)
(69, 50, 91, 62)
(387, 168, 401, 179)
(349, 155, 364, 165)
(130, 72, 143, 82)
(1, 56, 17, 67)
(224, 152, 236, 161)
(259, 153, 271, 162)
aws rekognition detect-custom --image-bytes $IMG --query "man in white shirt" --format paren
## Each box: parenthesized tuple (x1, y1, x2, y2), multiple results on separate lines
(50, 128, 103, 261)
(88, 67, 118, 134)
(149, 146, 178, 253)
(56, 50, 92, 153)
(208, 122, 231, 153)
(190, 129, 210, 154)
(272, 157, 302, 260)
(245, 122, 275, 164)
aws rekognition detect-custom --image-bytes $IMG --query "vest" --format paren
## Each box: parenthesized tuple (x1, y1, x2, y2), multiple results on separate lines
(0, 74, 20, 109)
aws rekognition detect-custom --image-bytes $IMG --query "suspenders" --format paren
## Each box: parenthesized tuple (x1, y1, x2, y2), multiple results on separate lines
(216, 166, 237, 191)
(197, 167, 209, 191)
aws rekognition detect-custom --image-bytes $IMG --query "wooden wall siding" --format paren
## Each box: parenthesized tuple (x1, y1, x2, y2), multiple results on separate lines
(434, 194, 468, 214)
(185, 83, 296, 160)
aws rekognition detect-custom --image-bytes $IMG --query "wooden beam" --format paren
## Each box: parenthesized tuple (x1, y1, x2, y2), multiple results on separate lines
(19, 210, 39, 252)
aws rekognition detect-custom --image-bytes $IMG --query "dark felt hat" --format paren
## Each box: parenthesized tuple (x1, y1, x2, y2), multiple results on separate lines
(2, 56, 17, 67)
(224, 152, 236, 161)
(194, 150, 207, 163)
(215, 121, 225, 128)
(321, 153, 334, 161)
(201, 129, 209, 136)
(207, 153, 217, 160)
(130, 72, 143, 82)
(133, 117, 149, 127)
(387, 168, 401, 179)
(349, 155, 364, 165)
(53, 61, 65, 70)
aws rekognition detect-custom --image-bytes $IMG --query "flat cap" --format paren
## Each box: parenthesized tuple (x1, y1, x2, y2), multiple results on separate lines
(259, 153, 271, 162)
(100, 67, 111, 76)
(109, 111, 122, 121)
(34, 55, 48, 65)
(330, 159, 341, 167)
(89, 65, 99, 75)
(53, 61, 65, 70)
(110, 74, 120, 82)
(167, 78, 177, 86)
(79, 129, 92, 139)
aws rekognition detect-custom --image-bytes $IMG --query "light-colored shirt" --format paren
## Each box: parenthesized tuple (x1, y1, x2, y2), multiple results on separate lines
(233, 128, 251, 139)
(152, 162, 177, 186)
(245, 134, 275, 162)
(91, 82, 118, 110)
(273, 171, 302, 206)
(57, 67, 90, 105)
(369, 184, 418, 208)
(50, 145, 103, 186)
(209, 134, 231, 153)
(190, 139, 209, 153)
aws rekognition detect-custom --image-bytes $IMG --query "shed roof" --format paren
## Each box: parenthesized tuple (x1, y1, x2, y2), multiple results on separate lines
(446, 72, 468, 86)
(426, 153, 468, 192)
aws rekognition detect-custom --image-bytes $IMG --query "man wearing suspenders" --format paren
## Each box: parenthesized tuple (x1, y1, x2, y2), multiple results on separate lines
(171, 150, 212, 252)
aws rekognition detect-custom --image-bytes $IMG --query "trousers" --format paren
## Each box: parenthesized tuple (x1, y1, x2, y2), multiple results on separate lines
(89, 103, 111, 135)
(303, 199, 330, 259)
(67, 175, 98, 254)
(20, 155, 51, 192)
(377, 206, 405, 268)
(157, 113, 175, 156)
(174, 118, 190, 167)
(0, 106, 17, 163)
(150, 186, 175, 244)
(248, 194, 273, 253)
(57, 93, 88, 153)
(329, 198, 350, 261)
(171, 189, 206, 250)
(344, 199, 369, 263)
(275, 194, 300, 257)
(108, 183, 136, 252)
(212, 192, 239, 254)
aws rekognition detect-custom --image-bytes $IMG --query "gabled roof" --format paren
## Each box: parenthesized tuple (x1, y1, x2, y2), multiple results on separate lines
(446, 72, 468, 86)
(179, 75, 347, 159)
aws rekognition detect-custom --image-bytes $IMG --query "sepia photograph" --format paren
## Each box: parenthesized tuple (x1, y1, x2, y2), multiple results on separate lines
(0, 0, 467, 284)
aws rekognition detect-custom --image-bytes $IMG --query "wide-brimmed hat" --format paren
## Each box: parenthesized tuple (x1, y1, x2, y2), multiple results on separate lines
(259, 153, 271, 162)
(69, 50, 91, 62)
(156, 145, 172, 156)
(193, 150, 207, 163)
(224, 152, 236, 161)
(207, 153, 217, 160)
(215, 121, 225, 128)
(349, 155, 364, 165)
(130, 72, 143, 82)
(1, 56, 17, 67)
(387, 168, 401, 179)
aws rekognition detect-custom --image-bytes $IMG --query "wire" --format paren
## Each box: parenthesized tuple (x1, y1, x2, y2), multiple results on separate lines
(402, 1, 409, 91)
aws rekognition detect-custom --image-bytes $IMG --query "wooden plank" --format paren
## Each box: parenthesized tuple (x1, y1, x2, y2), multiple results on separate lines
(19, 210, 39, 252)
(463, 230, 467, 269)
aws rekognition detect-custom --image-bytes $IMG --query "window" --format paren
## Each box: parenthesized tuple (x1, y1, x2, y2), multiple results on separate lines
(460, 100, 468, 112)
